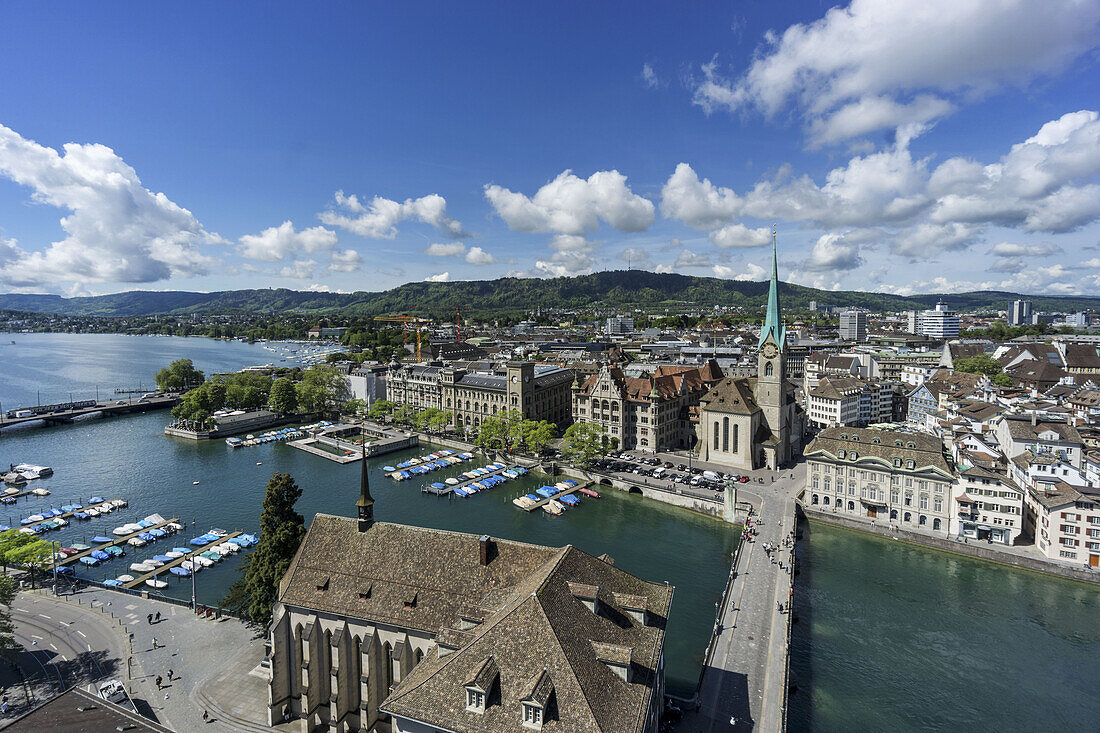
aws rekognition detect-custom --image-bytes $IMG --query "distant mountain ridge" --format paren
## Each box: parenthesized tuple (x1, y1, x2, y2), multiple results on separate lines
(2, 270, 1098, 317)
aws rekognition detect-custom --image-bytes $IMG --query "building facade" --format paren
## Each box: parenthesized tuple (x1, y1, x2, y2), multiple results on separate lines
(805, 427, 955, 533)
(916, 302, 960, 339)
(1010, 300, 1033, 326)
(838, 310, 868, 342)
(571, 362, 722, 452)
(386, 361, 573, 431)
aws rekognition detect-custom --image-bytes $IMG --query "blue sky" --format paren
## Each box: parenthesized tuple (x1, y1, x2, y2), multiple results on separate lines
(1, 0, 1099, 297)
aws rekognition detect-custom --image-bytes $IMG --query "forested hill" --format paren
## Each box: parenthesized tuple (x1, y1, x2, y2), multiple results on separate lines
(2, 270, 1098, 316)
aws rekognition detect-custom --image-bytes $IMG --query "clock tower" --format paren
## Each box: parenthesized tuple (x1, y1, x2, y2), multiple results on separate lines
(757, 230, 790, 467)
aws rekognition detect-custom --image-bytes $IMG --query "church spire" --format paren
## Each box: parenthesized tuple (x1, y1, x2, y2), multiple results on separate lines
(758, 226, 785, 350)
(357, 445, 375, 531)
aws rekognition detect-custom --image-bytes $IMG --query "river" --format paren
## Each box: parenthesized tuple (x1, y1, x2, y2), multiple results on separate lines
(1, 333, 1097, 726)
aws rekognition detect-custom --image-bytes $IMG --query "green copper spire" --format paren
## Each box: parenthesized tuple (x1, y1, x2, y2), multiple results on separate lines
(758, 228, 785, 350)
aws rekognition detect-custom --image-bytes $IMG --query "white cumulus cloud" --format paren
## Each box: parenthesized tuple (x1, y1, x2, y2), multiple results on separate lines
(485, 169, 654, 235)
(0, 124, 220, 287)
(710, 223, 772, 248)
(425, 242, 467, 257)
(660, 163, 743, 229)
(424, 272, 451, 282)
(238, 221, 338, 262)
(464, 246, 496, 265)
(320, 190, 468, 239)
(693, 0, 1100, 145)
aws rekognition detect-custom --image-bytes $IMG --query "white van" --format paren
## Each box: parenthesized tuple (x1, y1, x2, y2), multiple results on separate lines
(702, 470, 720, 481)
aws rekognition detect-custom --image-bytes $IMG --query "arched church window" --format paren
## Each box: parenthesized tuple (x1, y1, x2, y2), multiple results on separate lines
(765, 361, 774, 377)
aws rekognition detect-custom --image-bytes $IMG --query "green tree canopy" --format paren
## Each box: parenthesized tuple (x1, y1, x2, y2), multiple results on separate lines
(953, 354, 1005, 378)
(368, 399, 395, 419)
(0, 574, 14, 658)
(561, 422, 606, 464)
(221, 473, 306, 626)
(295, 364, 350, 415)
(269, 377, 299, 413)
(523, 420, 557, 455)
(155, 358, 205, 392)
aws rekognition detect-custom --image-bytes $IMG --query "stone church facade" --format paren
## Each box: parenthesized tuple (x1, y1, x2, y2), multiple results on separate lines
(698, 239, 803, 470)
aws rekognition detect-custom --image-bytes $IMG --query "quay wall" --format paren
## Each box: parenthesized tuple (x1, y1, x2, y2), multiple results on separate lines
(799, 503, 1100, 585)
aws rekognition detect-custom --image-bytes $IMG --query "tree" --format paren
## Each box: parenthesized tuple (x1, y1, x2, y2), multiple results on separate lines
(0, 575, 14, 659)
(993, 372, 1013, 387)
(368, 400, 395, 420)
(561, 422, 606, 465)
(221, 473, 306, 626)
(392, 404, 416, 424)
(953, 354, 1005, 378)
(524, 421, 557, 455)
(154, 358, 205, 392)
(295, 364, 350, 416)
(345, 398, 366, 414)
(474, 415, 509, 451)
(0, 531, 55, 589)
(269, 377, 298, 413)
(414, 408, 450, 434)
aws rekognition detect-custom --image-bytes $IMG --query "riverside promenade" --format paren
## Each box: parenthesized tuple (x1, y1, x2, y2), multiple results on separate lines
(688, 465, 803, 732)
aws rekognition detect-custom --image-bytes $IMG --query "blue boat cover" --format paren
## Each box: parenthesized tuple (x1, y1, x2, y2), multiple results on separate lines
(92, 536, 112, 543)
(170, 567, 190, 576)
(90, 550, 110, 560)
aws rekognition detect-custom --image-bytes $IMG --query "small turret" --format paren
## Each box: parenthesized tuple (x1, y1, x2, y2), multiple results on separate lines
(357, 445, 375, 532)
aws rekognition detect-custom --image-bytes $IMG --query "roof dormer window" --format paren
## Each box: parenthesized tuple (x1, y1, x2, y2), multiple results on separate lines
(463, 656, 498, 714)
(523, 703, 544, 729)
(466, 688, 486, 713)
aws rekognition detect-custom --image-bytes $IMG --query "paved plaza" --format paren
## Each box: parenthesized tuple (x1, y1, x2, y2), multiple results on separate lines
(1, 586, 291, 732)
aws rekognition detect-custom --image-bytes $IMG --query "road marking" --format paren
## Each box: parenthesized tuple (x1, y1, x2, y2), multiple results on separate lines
(31, 634, 42, 640)
(86, 644, 91, 652)
(59, 621, 70, 627)
(50, 643, 57, 651)
(59, 654, 68, 661)
(38, 614, 50, 619)
(77, 630, 86, 638)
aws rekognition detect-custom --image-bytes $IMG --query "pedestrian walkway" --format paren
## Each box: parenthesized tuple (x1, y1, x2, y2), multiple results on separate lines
(685, 465, 803, 732)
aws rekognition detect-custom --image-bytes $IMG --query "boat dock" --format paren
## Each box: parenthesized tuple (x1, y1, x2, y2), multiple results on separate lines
(518, 482, 592, 512)
(55, 517, 181, 566)
(1, 488, 48, 502)
(19, 499, 121, 530)
(123, 531, 243, 589)
(423, 465, 521, 496)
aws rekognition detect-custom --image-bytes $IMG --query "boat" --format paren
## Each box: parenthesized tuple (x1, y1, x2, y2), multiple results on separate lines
(145, 558, 164, 567)
(78, 556, 100, 566)
(542, 501, 563, 516)
(180, 560, 196, 572)
(192, 556, 214, 567)
(104, 546, 124, 557)
(172, 546, 191, 554)
(31, 488, 50, 496)
(90, 550, 111, 561)
(169, 566, 190, 576)
(129, 562, 154, 573)
(152, 554, 173, 563)
(85, 508, 100, 517)
(73, 512, 90, 520)
(14, 464, 52, 479)
(103, 579, 123, 587)
(578, 487, 601, 499)
(127, 537, 147, 547)
(559, 494, 580, 507)
(165, 551, 185, 559)
(383, 466, 397, 473)
(225, 437, 244, 448)
(1, 472, 27, 486)
(444, 477, 459, 485)
(145, 579, 168, 589)
(116, 574, 135, 583)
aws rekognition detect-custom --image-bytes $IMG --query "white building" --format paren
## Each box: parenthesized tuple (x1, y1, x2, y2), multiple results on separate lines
(838, 310, 868, 342)
(805, 427, 955, 533)
(1010, 300, 1032, 326)
(916, 302, 960, 339)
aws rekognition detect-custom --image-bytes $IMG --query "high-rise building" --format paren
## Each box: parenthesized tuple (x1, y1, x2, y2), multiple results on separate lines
(907, 310, 919, 334)
(916, 302, 959, 339)
(838, 310, 868, 342)
(605, 316, 634, 335)
(1011, 300, 1032, 326)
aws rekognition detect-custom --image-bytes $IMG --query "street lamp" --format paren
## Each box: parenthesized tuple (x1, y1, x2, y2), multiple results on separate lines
(51, 539, 60, 596)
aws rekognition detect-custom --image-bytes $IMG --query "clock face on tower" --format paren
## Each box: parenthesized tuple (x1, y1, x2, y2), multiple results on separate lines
(762, 342, 779, 359)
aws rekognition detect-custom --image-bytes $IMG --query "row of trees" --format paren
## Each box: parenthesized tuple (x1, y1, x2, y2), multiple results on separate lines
(169, 360, 351, 427)
(953, 354, 1014, 386)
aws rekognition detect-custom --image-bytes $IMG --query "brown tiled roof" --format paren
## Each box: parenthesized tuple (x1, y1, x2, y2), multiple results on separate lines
(809, 376, 866, 400)
(4, 687, 174, 733)
(520, 669, 555, 706)
(805, 426, 953, 476)
(382, 543, 672, 733)
(1063, 344, 1100, 370)
(1005, 360, 1068, 384)
(1000, 415, 1082, 444)
(700, 377, 761, 415)
(278, 517, 560, 633)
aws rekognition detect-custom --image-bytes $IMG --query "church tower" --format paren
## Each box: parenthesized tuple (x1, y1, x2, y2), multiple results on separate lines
(357, 445, 375, 531)
(757, 229, 790, 467)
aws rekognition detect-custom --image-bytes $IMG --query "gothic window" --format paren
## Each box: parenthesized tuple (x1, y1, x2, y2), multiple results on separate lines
(733, 423, 739, 453)
(765, 361, 774, 377)
(722, 417, 729, 452)
(713, 421, 719, 446)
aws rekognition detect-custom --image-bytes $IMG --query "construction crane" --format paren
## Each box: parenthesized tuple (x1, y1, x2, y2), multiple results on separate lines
(374, 315, 430, 363)
(415, 307, 465, 342)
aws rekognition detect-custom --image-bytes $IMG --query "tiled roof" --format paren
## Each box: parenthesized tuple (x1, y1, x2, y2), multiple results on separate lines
(1000, 415, 1082, 444)
(1063, 344, 1100, 370)
(805, 426, 953, 475)
(381, 542, 672, 733)
(700, 377, 761, 416)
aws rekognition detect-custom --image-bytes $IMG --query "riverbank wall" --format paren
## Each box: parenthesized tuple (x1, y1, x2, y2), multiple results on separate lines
(799, 502, 1099, 585)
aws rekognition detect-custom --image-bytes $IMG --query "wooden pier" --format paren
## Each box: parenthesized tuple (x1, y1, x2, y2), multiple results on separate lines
(123, 531, 242, 589)
(423, 465, 521, 496)
(518, 482, 592, 512)
(18, 500, 122, 530)
(55, 517, 181, 566)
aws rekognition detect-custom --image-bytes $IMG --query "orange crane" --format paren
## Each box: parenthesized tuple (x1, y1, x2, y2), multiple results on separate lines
(373, 315, 430, 363)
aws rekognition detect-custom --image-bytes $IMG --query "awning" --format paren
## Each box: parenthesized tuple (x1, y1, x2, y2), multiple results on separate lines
(956, 494, 975, 503)
(977, 525, 993, 531)
(860, 497, 888, 507)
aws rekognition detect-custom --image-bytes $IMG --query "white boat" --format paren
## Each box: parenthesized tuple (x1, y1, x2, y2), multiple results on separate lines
(30, 488, 50, 496)
(181, 560, 198, 572)
(27, 514, 44, 522)
(192, 556, 214, 567)
(543, 499, 565, 516)
(167, 523, 183, 532)
(129, 563, 154, 573)
(55, 518, 68, 527)
(165, 551, 185, 558)
(14, 463, 52, 477)
(127, 538, 146, 547)
(110, 500, 128, 508)
(145, 558, 164, 567)
(145, 579, 168, 589)
(85, 508, 100, 517)
(3, 487, 19, 495)
(116, 574, 135, 583)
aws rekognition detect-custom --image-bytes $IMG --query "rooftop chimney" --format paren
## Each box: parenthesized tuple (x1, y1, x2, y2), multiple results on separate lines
(479, 535, 492, 566)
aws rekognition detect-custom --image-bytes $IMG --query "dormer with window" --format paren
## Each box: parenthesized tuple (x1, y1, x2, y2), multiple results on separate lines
(567, 582, 600, 614)
(612, 592, 649, 626)
(463, 655, 498, 714)
(520, 669, 554, 730)
(592, 641, 633, 682)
